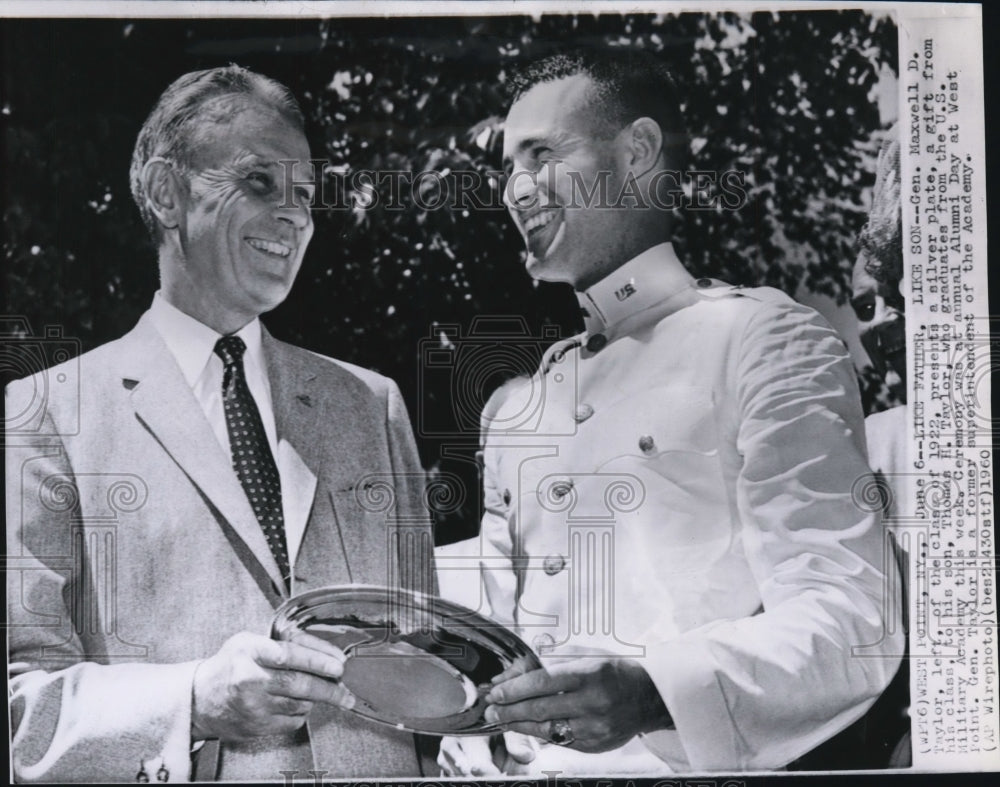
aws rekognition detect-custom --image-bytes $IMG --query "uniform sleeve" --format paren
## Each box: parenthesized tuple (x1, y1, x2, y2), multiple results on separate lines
(642, 300, 904, 770)
(7, 380, 199, 783)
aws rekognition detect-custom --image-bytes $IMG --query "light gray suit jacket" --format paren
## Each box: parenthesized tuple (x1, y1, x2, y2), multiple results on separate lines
(7, 311, 435, 782)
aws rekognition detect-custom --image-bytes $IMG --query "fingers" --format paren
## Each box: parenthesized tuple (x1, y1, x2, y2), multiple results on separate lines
(485, 666, 582, 734)
(269, 695, 314, 717)
(193, 632, 357, 742)
(492, 719, 558, 744)
(289, 630, 350, 664)
(485, 693, 577, 727)
(266, 667, 356, 710)
(490, 655, 539, 685)
(240, 636, 354, 709)
(256, 637, 345, 680)
(486, 668, 580, 705)
(502, 731, 537, 765)
(496, 717, 609, 753)
(437, 736, 501, 777)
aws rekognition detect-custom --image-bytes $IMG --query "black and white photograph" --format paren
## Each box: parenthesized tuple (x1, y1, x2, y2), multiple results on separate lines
(2, 1, 994, 783)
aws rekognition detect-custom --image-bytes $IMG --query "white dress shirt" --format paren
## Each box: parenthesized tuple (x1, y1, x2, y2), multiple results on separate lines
(148, 293, 314, 563)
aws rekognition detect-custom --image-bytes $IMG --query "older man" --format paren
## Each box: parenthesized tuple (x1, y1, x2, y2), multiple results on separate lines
(439, 51, 902, 775)
(7, 66, 432, 782)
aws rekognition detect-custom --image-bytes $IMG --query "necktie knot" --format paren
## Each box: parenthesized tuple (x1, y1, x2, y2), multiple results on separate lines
(214, 335, 247, 368)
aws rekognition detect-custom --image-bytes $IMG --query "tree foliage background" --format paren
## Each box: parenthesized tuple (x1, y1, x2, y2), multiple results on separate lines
(2, 12, 898, 541)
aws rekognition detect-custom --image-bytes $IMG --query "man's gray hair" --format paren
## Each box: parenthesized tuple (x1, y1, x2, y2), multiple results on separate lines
(128, 65, 305, 240)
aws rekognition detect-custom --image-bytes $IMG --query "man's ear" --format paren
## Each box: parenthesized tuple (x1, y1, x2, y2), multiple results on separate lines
(141, 157, 184, 230)
(625, 117, 664, 177)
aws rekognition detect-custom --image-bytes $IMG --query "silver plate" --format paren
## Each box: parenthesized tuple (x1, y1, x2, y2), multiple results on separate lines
(270, 584, 540, 736)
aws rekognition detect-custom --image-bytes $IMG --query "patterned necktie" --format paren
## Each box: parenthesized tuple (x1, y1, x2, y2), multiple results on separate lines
(214, 335, 290, 589)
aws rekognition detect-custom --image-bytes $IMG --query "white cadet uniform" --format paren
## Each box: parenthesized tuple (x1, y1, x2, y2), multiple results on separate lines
(476, 243, 902, 773)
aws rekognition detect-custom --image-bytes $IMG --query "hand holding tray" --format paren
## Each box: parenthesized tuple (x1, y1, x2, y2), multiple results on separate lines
(270, 584, 541, 735)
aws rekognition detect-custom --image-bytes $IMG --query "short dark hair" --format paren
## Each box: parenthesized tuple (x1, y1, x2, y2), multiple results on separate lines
(129, 65, 305, 240)
(506, 49, 687, 145)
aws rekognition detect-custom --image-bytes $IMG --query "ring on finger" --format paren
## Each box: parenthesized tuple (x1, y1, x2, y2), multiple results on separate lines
(548, 718, 575, 746)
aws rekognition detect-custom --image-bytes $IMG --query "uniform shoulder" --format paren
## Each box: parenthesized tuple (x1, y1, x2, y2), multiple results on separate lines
(688, 282, 845, 367)
(694, 280, 828, 324)
(740, 286, 836, 332)
(479, 334, 582, 442)
(735, 285, 798, 307)
(540, 334, 584, 372)
(692, 279, 795, 307)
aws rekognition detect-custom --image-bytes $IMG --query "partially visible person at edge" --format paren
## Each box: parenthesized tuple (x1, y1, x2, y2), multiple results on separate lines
(437, 50, 903, 776)
(7, 65, 434, 782)
(851, 124, 908, 523)
(849, 123, 912, 767)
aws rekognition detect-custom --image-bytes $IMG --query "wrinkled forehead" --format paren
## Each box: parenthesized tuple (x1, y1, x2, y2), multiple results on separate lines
(186, 97, 311, 170)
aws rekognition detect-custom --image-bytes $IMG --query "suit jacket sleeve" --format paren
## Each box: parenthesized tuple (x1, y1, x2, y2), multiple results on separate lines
(641, 300, 904, 770)
(7, 380, 199, 783)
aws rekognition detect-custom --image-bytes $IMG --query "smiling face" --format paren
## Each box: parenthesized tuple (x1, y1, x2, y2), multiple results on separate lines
(851, 250, 906, 397)
(502, 74, 637, 291)
(164, 99, 315, 334)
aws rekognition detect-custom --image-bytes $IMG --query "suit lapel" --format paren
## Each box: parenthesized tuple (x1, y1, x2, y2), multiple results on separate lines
(265, 331, 347, 581)
(264, 331, 392, 588)
(266, 333, 323, 485)
(121, 313, 287, 597)
(264, 334, 320, 568)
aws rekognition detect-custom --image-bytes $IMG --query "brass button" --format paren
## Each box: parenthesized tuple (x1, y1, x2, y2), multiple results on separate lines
(638, 435, 656, 454)
(696, 277, 712, 288)
(573, 403, 594, 422)
(532, 633, 556, 652)
(503, 488, 511, 506)
(543, 554, 566, 575)
(586, 333, 607, 352)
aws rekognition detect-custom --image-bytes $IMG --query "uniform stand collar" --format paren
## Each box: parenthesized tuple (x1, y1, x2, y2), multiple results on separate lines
(576, 242, 696, 343)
